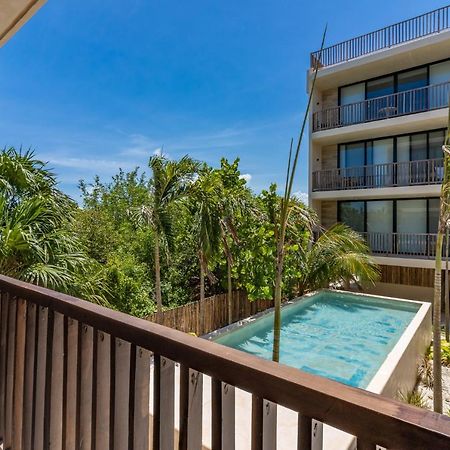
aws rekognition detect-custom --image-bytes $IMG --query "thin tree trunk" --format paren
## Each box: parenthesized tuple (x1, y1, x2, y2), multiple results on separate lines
(433, 224, 444, 413)
(227, 258, 233, 324)
(199, 254, 205, 335)
(154, 232, 162, 323)
(446, 226, 449, 342)
(273, 238, 285, 363)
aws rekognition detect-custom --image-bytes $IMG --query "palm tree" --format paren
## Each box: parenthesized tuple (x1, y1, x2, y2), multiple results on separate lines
(0, 148, 108, 304)
(432, 107, 450, 413)
(296, 224, 379, 295)
(132, 154, 198, 320)
(189, 166, 222, 304)
(271, 27, 327, 362)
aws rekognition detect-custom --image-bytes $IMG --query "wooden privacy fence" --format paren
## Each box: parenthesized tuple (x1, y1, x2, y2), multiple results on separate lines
(147, 291, 274, 336)
(1, 274, 450, 450)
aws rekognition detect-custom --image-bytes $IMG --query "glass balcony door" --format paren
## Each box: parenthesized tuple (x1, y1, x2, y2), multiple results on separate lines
(340, 83, 365, 125)
(397, 67, 428, 114)
(339, 142, 365, 189)
(367, 201, 393, 253)
(396, 199, 427, 255)
(366, 139, 394, 187)
(429, 60, 450, 109)
(366, 76, 394, 120)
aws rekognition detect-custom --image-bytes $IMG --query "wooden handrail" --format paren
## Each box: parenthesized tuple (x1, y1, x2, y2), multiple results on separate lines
(310, 5, 450, 68)
(312, 157, 444, 191)
(313, 81, 450, 131)
(1, 274, 450, 448)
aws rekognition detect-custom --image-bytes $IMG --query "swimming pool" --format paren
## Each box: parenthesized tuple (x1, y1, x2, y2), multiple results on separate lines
(212, 290, 421, 389)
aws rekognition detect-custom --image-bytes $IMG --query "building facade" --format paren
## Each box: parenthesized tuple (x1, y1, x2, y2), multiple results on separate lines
(308, 6, 450, 301)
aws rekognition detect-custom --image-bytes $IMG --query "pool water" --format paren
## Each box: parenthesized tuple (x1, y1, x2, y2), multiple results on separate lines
(214, 291, 420, 388)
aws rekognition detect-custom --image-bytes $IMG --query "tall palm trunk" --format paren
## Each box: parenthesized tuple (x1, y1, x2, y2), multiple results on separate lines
(227, 255, 233, 324)
(154, 231, 162, 323)
(433, 221, 444, 413)
(446, 227, 449, 342)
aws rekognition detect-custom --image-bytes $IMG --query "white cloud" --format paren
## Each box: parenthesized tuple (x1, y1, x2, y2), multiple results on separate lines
(293, 191, 308, 205)
(47, 156, 135, 171)
(119, 133, 160, 158)
(239, 173, 252, 183)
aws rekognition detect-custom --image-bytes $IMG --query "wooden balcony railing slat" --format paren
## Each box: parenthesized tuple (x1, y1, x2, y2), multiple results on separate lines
(79, 324, 93, 450)
(133, 347, 150, 450)
(49, 311, 64, 450)
(65, 318, 79, 450)
(33, 306, 48, 450)
(183, 368, 203, 450)
(251, 395, 263, 450)
(160, 356, 175, 450)
(179, 364, 189, 450)
(113, 337, 131, 450)
(22, 302, 37, 450)
(4, 294, 16, 449)
(212, 377, 223, 450)
(298, 414, 312, 450)
(0, 292, 9, 443)
(95, 331, 111, 450)
(12, 298, 26, 450)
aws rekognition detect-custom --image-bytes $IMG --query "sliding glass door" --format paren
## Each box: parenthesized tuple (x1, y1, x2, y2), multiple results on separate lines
(396, 200, 427, 255)
(340, 83, 365, 125)
(367, 201, 393, 252)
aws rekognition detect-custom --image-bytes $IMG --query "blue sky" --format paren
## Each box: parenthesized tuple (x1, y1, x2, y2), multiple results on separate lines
(0, 0, 446, 201)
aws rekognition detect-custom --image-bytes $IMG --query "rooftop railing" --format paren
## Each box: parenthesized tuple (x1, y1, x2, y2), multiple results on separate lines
(310, 5, 450, 68)
(1, 274, 450, 449)
(312, 158, 444, 192)
(312, 81, 450, 132)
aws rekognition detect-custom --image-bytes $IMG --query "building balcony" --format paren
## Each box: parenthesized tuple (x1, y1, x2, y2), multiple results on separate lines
(312, 158, 443, 192)
(310, 5, 450, 69)
(362, 231, 439, 260)
(312, 81, 450, 132)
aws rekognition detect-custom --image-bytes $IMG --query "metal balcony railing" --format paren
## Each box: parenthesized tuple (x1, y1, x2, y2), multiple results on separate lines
(312, 81, 450, 132)
(310, 5, 450, 68)
(362, 232, 440, 259)
(312, 158, 444, 192)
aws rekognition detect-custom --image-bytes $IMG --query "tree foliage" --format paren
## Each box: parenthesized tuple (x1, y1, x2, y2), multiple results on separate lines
(0, 148, 379, 321)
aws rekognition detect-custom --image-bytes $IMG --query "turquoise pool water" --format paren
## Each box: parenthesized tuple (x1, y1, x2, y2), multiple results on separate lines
(214, 291, 420, 388)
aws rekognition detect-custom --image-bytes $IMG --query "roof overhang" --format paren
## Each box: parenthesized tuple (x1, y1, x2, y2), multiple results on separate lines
(0, 0, 46, 47)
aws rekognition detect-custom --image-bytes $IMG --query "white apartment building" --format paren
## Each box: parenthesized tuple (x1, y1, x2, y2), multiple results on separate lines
(308, 5, 450, 301)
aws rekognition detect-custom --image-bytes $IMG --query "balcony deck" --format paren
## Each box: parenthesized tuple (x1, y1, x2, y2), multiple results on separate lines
(1, 275, 450, 449)
(310, 6, 450, 69)
(312, 82, 450, 132)
(312, 158, 443, 192)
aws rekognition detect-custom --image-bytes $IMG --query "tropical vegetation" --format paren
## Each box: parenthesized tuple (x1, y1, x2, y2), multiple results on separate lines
(0, 147, 379, 324)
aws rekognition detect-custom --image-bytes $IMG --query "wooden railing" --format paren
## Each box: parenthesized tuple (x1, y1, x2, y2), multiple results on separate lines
(1, 274, 450, 449)
(310, 5, 450, 68)
(362, 232, 439, 259)
(312, 158, 444, 191)
(312, 81, 450, 132)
